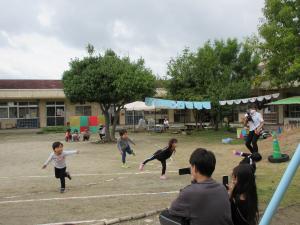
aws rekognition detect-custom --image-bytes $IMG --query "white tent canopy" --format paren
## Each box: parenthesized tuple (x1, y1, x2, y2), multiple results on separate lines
(124, 101, 155, 111)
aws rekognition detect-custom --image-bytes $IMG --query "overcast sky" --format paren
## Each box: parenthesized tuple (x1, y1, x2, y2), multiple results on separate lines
(0, 0, 265, 80)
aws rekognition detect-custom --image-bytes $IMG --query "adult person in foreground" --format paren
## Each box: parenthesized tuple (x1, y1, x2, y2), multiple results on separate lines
(228, 164, 259, 225)
(243, 105, 264, 154)
(159, 148, 233, 225)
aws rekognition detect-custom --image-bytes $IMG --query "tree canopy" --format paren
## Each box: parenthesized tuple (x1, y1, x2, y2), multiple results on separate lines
(259, 0, 300, 87)
(167, 39, 261, 129)
(63, 47, 156, 141)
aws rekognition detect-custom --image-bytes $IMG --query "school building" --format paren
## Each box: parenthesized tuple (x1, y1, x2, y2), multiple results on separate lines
(0, 80, 102, 129)
(0, 79, 299, 129)
(0, 80, 192, 129)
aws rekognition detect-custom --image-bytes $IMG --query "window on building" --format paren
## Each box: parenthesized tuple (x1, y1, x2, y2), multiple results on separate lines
(9, 107, 18, 118)
(286, 105, 300, 118)
(46, 101, 65, 126)
(125, 111, 144, 125)
(18, 102, 38, 119)
(75, 106, 92, 116)
(0, 101, 38, 119)
(0, 108, 8, 118)
(174, 110, 187, 123)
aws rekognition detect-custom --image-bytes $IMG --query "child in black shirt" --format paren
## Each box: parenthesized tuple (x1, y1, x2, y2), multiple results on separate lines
(139, 138, 177, 179)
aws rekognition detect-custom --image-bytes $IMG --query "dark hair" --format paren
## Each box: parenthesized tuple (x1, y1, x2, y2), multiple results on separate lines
(189, 148, 216, 177)
(52, 141, 63, 150)
(119, 129, 128, 136)
(232, 164, 259, 224)
(168, 138, 178, 150)
(66, 128, 71, 132)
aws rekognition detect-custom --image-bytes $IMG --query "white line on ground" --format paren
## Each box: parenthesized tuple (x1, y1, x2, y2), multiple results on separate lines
(0, 170, 178, 179)
(37, 219, 106, 225)
(0, 191, 179, 205)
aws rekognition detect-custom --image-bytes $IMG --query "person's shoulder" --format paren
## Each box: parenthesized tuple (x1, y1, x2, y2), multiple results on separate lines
(179, 184, 195, 196)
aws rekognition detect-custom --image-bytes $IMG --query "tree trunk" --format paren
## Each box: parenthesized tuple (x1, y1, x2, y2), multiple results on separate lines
(100, 103, 112, 142)
(104, 110, 112, 141)
(213, 110, 220, 131)
(111, 106, 121, 141)
(192, 110, 198, 129)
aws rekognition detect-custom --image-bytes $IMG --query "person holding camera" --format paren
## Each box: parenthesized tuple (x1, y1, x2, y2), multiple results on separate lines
(243, 106, 264, 154)
(159, 148, 233, 225)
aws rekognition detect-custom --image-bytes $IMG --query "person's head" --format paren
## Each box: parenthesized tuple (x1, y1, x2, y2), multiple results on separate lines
(248, 104, 257, 114)
(231, 164, 259, 224)
(168, 138, 178, 150)
(119, 129, 128, 139)
(52, 141, 63, 155)
(189, 148, 216, 180)
(66, 128, 71, 133)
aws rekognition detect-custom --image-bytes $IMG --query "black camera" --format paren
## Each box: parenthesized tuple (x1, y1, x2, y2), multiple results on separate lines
(179, 167, 191, 175)
(246, 112, 253, 122)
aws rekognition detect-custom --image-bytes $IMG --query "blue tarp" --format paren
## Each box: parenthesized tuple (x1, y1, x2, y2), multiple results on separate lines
(185, 101, 194, 109)
(145, 97, 211, 110)
(177, 101, 185, 109)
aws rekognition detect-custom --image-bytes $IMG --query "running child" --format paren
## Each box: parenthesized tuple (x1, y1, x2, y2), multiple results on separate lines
(139, 138, 178, 179)
(42, 141, 79, 193)
(117, 129, 136, 168)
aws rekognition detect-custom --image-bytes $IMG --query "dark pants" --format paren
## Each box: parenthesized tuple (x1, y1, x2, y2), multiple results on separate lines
(245, 130, 259, 153)
(99, 134, 105, 140)
(122, 146, 133, 163)
(159, 209, 189, 225)
(83, 134, 90, 141)
(55, 167, 67, 189)
(143, 155, 167, 175)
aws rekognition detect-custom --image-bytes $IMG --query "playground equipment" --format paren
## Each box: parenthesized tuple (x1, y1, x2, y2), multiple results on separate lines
(259, 144, 300, 225)
(268, 132, 290, 163)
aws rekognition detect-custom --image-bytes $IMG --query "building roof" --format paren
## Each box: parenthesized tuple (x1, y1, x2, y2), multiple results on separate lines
(0, 80, 63, 89)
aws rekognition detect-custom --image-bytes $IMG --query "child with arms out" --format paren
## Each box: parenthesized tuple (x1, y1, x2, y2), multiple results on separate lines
(42, 141, 79, 193)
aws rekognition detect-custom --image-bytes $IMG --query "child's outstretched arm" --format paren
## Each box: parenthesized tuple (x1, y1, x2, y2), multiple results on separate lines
(42, 153, 53, 169)
(128, 138, 135, 145)
(233, 150, 251, 157)
(64, 150, 79, 156)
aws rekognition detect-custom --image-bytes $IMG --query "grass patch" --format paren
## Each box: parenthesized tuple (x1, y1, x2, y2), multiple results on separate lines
(40, 126, 68, 134)
(160, 128, 245, 145)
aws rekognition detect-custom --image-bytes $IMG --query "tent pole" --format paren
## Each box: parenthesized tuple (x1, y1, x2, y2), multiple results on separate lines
(154, 108, 156, 130)
(133, 110, 135, 132)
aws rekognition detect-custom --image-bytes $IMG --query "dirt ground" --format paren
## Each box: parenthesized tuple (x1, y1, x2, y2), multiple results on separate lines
(0, 129, 299, 225)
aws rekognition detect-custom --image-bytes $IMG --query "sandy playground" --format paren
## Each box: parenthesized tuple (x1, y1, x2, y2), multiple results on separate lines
(0, 129, 299, 225)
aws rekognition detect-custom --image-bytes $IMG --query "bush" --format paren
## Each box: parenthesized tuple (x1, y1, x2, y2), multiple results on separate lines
(41, 126, 69, 133)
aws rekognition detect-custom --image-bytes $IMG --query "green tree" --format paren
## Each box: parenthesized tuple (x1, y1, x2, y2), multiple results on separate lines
(259, 0, 300, 87)
(63, 46, 156, 141)
(167, 39, 260, 130)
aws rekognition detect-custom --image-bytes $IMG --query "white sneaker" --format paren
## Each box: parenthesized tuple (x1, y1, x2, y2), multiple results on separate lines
(160, 175, 167, 180)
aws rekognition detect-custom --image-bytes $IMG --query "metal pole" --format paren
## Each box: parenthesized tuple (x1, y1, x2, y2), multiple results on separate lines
(154, 108, 156, 131)
(133, 110, 135, 131)
(259, 144, 300, 225)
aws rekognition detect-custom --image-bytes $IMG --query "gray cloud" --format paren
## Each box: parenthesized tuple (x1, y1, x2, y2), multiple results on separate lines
(0, 0, 264, 79)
